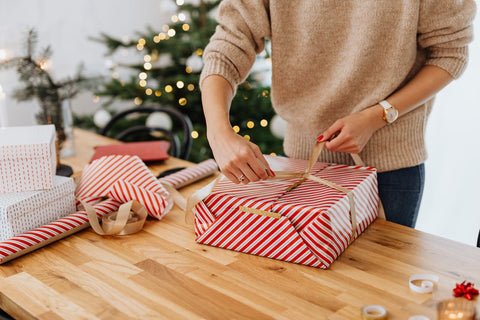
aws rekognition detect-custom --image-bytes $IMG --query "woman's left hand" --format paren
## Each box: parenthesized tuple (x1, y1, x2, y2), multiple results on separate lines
(320, 105, 387, 154)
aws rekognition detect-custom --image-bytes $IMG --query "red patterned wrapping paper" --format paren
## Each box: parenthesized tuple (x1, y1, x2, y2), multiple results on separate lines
(0, 156, 218, 264)
(194, 155, 379, 269)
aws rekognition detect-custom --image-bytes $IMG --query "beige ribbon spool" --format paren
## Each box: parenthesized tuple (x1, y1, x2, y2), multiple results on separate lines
(185, 141, 386, 242)
(82, 200, 148, 236)
(361, 305, 388, 320)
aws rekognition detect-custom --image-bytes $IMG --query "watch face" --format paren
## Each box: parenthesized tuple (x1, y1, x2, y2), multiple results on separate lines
(386, 108, 398, 123)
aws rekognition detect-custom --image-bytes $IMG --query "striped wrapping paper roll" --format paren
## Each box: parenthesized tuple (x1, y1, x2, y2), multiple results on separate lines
(158, 159, 218, 189)
(0, 156, 218, 264)
(0, 199, 121, 264)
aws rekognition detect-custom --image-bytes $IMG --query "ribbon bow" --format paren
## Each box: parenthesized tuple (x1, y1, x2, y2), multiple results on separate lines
(453, 281, 479, 300)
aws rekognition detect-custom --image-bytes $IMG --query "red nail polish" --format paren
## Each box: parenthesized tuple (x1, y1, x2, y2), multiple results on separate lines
(270, 169, 275, 177)
(317, 135, 324, 142)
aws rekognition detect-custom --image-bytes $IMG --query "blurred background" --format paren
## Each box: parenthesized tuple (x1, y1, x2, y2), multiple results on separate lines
(0, 0, 478, 246)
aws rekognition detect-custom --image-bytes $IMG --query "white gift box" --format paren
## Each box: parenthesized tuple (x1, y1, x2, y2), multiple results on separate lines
(0, 125, 56, 193)
(0, 175, 76, 241)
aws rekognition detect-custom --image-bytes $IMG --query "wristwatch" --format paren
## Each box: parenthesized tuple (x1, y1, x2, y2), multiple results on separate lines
(379, 100, 399, 124)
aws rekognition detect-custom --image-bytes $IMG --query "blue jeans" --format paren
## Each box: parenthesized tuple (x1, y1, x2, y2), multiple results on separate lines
(377, 164, 425, 228)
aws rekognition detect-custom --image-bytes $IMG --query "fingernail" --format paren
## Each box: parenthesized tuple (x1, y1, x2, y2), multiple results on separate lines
(317, 135, 324, 142)
(269, 169, 275, 177)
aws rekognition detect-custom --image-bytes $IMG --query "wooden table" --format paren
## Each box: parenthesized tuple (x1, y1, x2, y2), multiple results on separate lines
(0, 129, 478, 319)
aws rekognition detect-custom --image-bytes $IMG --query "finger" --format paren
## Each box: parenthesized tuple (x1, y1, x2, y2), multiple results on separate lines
(251, 145, 275, 177)
(223, 170, 242, 184)
(325, 130, 349, 151)
(229, 165, 252, 184)
(319, 120, 344, 142)
(239, 163, 260, 182)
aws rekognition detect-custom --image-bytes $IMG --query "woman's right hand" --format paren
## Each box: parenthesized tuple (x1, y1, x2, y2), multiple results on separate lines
(207, 128, 274, 184)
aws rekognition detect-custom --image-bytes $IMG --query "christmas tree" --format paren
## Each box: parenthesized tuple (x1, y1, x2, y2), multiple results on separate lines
(83, 0, 283, 162)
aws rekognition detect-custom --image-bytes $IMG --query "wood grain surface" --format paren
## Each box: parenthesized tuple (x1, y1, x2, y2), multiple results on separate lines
(0, 129, 478, 319)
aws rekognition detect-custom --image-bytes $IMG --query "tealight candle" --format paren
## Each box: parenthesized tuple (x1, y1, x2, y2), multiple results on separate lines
(437, 299, 476, 320)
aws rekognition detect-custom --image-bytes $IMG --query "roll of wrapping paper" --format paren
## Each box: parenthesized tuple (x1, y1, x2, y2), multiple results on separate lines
(0, 158, 218, 264)
(158, 159, 218, 189)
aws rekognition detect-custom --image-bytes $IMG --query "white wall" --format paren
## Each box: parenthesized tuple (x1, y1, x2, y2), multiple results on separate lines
(416, 8, 480, 247)
(0, 1, 479, 246)
(0, 0, 175, 123)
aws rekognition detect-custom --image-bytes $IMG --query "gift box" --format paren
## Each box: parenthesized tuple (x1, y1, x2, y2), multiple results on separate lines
(0, 175, 76, 241)
(193, 151, 379, 269)
(0, 125, 56, 193)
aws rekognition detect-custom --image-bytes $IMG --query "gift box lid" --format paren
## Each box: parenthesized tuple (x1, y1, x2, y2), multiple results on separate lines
(0, 124, 56, 161)
(0, 175, 75, 221)
(0, 124, 55, 146)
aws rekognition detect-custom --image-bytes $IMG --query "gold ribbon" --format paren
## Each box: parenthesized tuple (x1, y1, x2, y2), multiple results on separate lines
(82, 200, 148, 236)
(185, 141, 387, 243)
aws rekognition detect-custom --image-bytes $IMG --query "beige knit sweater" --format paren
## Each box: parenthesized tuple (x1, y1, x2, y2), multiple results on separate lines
(200, 0, 476, 172)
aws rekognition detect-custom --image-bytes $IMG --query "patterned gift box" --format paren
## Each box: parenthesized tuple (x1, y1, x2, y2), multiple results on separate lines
(0, 175, 76, 241)
(193, 155, 379, 269)
(0, 125, 56, 193)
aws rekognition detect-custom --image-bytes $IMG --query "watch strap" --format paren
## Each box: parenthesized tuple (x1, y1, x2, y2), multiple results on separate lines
(379, 100, 392, 110)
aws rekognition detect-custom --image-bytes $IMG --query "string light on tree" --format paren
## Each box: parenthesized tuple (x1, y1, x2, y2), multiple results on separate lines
(260, 119, 268, 127)
(191, 130, 199, 139)
(176, 81, 184, 89)
(178, 97, 187, 106)
(182, 24, 190, 31)
(171, 15, 179, 23)
(144, 63, 152, 70)
(178, 13, 186, 21)
(145, 88, 153, 95)
(139, 72, 147, 80)
(187, 84, 195, 91)
(165, 85, 173, 93)
(247, 121, 255, 129)
(176, 0, 184, 5)
(233, 125, 240, 133)
(134, 97, 142, 105)
(168, 29, 176, 37)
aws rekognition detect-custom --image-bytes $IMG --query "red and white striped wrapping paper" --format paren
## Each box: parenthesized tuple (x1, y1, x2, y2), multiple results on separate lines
(0, 156, 218, 264)
(75, 155, 173, 219)
(158, 159, 218, 189)
(194, 155, 379, 269)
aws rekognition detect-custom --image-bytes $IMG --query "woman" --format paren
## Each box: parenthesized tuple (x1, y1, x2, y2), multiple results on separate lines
(199, 0, 476, 228)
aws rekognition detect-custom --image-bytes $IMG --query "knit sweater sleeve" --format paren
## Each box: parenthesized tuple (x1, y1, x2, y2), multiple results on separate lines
(199, 0, 271, 91)
(417, 0, 476, 79)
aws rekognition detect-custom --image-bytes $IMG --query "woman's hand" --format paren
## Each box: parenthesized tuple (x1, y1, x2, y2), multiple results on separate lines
(320, 105, 386, 154)
(208, 128, 274, 184)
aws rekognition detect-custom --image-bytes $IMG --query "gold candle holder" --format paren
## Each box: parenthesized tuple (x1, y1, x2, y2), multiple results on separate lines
(437, 299, 477, 320)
